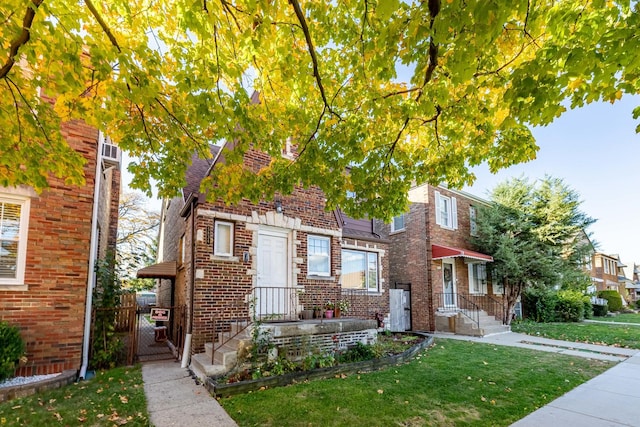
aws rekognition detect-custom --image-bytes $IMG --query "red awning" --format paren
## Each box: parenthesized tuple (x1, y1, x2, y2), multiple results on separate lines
(431, 244, 493, 262)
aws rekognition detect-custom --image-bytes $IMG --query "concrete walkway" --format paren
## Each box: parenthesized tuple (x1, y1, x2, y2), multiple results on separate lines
(142, 360, 237, 427)
(431, 332, 640, 426)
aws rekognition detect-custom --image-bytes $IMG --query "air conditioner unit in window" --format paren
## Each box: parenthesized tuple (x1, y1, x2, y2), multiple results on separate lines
(101, 136, 120, 167)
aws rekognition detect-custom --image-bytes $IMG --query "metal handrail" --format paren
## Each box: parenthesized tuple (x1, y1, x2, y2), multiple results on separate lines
(467, 294, 507, 324)
(435, 292, 480, 330)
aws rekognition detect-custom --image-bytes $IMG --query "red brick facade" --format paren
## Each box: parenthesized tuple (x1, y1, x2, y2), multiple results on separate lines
(0, 120, 120, 376)
(158, 146, 389, 354)
(379, 184, 499, 331)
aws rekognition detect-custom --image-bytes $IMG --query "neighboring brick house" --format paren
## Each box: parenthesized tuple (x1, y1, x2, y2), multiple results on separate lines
(0, 117, 120, 376)
(378, 184, 506, 335)
(590, 252, 624, 293)
(153, 142, 389, 361)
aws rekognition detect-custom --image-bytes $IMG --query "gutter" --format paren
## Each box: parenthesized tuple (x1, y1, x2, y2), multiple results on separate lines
(79, 131, 104, 379)
(181, 194, 198, 368)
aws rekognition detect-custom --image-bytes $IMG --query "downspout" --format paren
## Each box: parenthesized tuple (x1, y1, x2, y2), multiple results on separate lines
(79, 131, 104, 379)
(181, 196, 197, 368)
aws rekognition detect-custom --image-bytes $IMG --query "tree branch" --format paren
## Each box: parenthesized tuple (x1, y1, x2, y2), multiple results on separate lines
(84, 0, 122, 53)
(0, 0, 43, 79)
(289, 0, 338, 118)
(4, 79, 22, 142)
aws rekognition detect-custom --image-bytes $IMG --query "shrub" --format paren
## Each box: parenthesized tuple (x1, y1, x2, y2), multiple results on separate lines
(593, 303, 608, 317)
(636, 300, 640, 310)
(336, 342, 377, 364)
(522, 288, 558, 323)
(597, 290, 623, 312)
(555, 290, 586, 322)
(0, 321, 26, 381)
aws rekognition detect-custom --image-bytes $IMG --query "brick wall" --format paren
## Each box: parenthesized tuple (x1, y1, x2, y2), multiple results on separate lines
(0, 119, 119, 376)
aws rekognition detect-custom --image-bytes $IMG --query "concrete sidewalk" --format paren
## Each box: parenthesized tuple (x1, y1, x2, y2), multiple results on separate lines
(142, 360, 237, 427)
(512, 352, 640, 426)
(432, 332, 640, 426)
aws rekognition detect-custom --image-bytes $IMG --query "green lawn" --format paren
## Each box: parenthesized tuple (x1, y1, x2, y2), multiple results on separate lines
(0, 366, 149, 427)
(219, 339, 612, 427)
(593, 312, 640, 324)
(512, 320, 640, 349)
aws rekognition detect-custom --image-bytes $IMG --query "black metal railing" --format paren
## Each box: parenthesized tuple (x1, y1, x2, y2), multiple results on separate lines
(468, 294, 507, 324)
(435, 292, 480, 330)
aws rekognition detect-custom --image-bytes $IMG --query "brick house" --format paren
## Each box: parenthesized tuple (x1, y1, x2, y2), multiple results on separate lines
(0, 115, 120, 376)
(378, 184, 508, 336)
(151, 141, 389, 375)
(590, 252, 625, 295)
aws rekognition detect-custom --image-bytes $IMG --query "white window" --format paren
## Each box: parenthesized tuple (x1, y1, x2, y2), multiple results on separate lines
(492, 271, 504, 295)
(435, 191, 457, 230)
(604, 259, 610, 274)
(308, 235, 330, 276)
(468, 263, 487, 294)
(214, 221, 234, 256)
(0, 195, 30, 286)
(469, 206, 478, 236)
(391, 214, 405, 232)
(342, 249, 379, 291)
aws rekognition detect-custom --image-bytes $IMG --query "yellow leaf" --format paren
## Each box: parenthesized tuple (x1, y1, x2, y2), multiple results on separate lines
(377, 389, 384, 394)
(491, 399, 496, 405)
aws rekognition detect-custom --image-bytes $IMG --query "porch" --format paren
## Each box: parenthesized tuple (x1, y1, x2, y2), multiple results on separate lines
(189, 286, 383, 382)
(434, 293, 510, 337)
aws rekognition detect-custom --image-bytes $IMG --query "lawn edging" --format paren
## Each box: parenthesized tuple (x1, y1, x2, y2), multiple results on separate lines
(0, 370, 77, 403)
(206, 332, 434, 398)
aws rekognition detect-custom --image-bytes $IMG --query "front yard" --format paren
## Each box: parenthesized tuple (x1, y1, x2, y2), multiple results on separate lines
(0, 366, 149, 427)
(0, 333, 621, 426)
(219, 339, 611, 426)
(512, 319, 640, 349)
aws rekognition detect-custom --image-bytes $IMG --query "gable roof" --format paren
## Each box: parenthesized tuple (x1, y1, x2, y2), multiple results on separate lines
(182, 145, 221, 201)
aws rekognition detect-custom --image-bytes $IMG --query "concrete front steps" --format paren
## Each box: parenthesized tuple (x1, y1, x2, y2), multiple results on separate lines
(436, 309, 510, 337)
(190, 322, 252, 382)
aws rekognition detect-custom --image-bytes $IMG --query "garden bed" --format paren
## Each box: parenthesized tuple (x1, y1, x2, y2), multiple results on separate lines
(205, 332, 433, 398)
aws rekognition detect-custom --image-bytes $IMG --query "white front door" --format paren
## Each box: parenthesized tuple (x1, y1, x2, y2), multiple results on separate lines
(256, 230, 289, 318)
(443, 261, 456, 307)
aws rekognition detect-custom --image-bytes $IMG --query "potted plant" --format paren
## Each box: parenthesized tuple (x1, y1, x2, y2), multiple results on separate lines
(313, 306, 322, 319)
(300, 306, 314, 320)
(324, 301, 335, 319)
(336, 299, 350, 318)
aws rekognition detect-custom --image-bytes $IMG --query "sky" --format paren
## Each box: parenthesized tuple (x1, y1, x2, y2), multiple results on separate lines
(462, 96, 640, 268)
(123, 96, 640, 268)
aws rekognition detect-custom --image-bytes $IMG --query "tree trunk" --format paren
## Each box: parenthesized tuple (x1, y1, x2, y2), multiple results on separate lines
(503, 278, 522, 325)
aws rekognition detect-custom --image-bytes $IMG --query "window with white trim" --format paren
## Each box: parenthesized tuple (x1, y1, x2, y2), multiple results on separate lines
(469, 206, 478, 236)
(214, 221, 234, 256)
(0, 195, 30, 285)
(391, 214, 405, 232)
(308, 235, 330, 276)
(342, 249, 379, 291)
(435, 191, 457, 230)
(492, 270, 504, 295)
(468, 263, 487, 294)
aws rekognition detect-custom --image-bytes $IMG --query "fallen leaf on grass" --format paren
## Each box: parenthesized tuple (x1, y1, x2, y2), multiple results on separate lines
(11, 406, 21, 410)
(77, 416, 87, 422)
(53, 413, 63, 421)
(377, 389, 384, 394)
(490, 400, 496, 405)
(481, 396, 487, 402)
(108, 412, 120, 421)
(120, 395, 129, 404)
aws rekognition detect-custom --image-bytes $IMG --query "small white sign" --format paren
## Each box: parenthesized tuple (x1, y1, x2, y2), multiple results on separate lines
(150, 308, 170, 322)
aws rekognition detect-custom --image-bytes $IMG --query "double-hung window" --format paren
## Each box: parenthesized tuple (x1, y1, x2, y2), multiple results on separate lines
(469, 206, 478, 236)
(391, 214, 405, 232)
(0, 195, 30, 286)
(435, 190, 458, 230)
(214, 221, 234, 256)
(308, 235, 330, 276)
(468, 263, 487, 294)
(342, 249, 379, 291)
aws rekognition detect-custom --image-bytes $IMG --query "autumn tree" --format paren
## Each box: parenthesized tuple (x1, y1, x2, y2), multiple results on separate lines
(2, 0, 639, 218)
(117, 191, 160, 290)
(473, 176, 595, 324)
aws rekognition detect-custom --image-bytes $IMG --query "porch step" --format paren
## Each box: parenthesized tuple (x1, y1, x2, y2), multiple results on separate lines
(190, 353, 228, 383)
